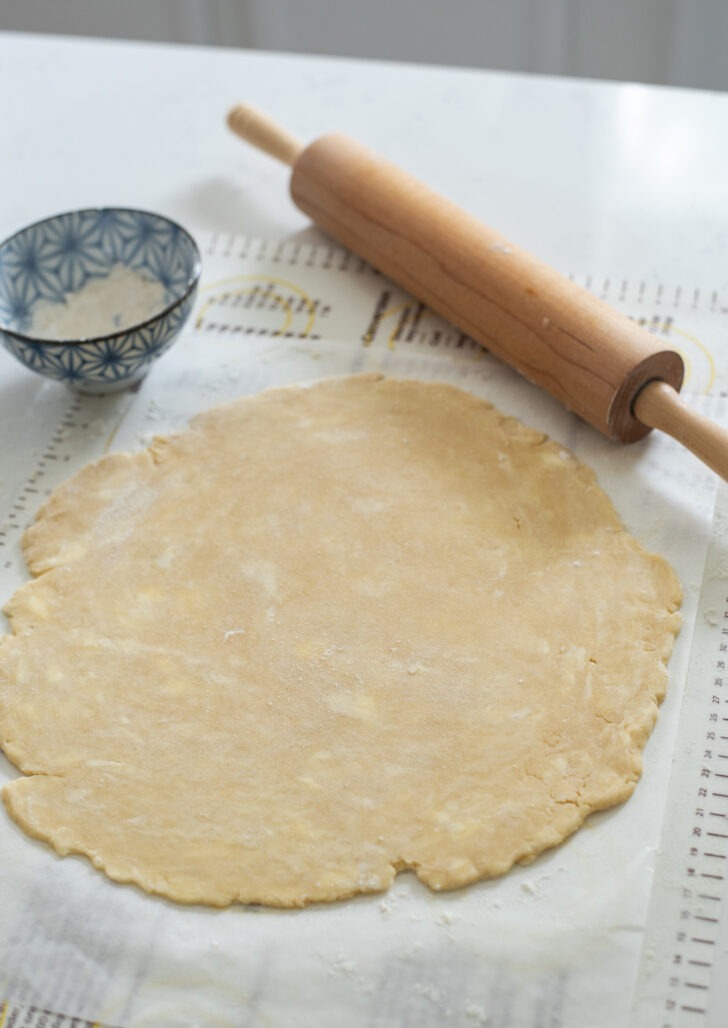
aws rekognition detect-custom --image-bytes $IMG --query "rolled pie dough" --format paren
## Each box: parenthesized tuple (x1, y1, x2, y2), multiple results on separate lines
(0, 375, 681, 907)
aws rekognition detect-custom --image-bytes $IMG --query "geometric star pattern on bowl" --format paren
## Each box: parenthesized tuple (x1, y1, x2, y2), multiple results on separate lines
(0, 208, 201, 394)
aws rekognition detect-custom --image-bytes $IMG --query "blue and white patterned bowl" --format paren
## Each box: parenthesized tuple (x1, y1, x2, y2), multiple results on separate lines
(0, 208, 201, 393)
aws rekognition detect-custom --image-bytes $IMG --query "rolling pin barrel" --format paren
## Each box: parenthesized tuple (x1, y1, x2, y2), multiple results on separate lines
(289, 133, 683, 442)
(228, 103, 728, 479)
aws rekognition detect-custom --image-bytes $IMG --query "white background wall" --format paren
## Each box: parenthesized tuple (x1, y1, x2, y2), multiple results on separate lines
(1, 0, 727, 91)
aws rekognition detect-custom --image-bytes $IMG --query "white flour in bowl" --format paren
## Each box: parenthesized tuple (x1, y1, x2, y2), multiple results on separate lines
(29, 263, 167, 340)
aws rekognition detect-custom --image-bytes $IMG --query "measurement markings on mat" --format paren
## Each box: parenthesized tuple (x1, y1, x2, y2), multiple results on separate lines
(0, 999, 118, 1027)
(631, 486, 728, 1028)
(196, 236, 726, 392)
(0, 390, 136, 583)
(0, 393, 84, 561)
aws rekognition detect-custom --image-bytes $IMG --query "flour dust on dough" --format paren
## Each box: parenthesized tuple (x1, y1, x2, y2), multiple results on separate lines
(0, 375, 681, 907)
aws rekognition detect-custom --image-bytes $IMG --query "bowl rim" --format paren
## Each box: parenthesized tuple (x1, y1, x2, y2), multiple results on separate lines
(0, 206, 202, 347)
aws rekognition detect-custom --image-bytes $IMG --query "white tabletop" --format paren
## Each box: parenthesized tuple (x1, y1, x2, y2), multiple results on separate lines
(2, 30, 728, 1028)
(1, 31, 727, 294)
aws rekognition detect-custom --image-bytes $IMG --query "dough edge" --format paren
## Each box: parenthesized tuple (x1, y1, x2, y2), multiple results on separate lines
(0, 374, 683, 908)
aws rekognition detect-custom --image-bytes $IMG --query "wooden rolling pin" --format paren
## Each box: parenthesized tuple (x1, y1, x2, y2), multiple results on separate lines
(227, 102, 728, 480)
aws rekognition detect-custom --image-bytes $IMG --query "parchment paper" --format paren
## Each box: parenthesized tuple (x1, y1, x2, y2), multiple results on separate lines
(0, 235, 723, 1028)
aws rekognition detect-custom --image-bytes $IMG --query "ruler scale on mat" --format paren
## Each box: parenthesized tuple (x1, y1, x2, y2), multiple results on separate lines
(195, 235, 723, 396)
(0, 390, 138, 594)
(631, 481, 728, 1028)
(1, 233, 728, 1026)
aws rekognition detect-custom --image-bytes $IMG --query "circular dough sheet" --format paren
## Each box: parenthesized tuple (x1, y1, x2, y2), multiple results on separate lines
(0, 375, 681, 907)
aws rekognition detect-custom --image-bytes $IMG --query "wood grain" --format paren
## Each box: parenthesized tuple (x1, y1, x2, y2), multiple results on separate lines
(227, 105, 728, 481)
(290, 134, 684, 443)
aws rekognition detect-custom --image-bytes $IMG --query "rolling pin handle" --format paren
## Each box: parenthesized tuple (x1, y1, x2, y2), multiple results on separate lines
(634, 380, 728, 482)
(227, 103, 304, 167)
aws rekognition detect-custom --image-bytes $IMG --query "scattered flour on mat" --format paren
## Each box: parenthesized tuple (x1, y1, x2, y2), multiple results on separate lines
(409, 983, 491, 1023)
(321, 951, 373, 994)
(379, 896, 397, 918)
(464, 1001, 490, 1024)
